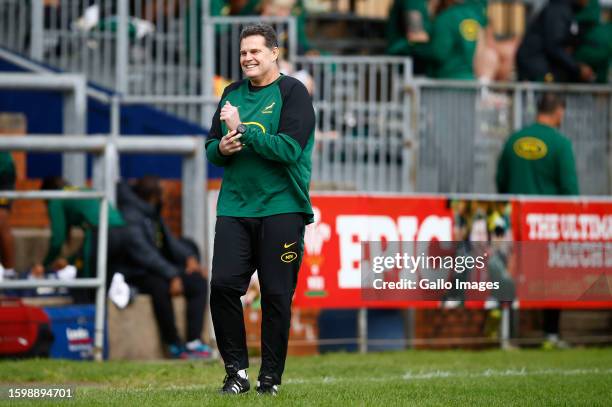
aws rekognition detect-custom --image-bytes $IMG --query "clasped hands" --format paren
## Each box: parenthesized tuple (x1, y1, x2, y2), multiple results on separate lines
(219, 101, 243, 156)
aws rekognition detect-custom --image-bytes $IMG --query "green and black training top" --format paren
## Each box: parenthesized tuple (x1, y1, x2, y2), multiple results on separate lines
(205, 75, 315, 224)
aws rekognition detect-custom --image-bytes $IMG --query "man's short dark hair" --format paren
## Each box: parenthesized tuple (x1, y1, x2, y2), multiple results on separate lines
(239, 24, 278, 49)
(537, 93, 566, 115)
(132, 175, 162, 203)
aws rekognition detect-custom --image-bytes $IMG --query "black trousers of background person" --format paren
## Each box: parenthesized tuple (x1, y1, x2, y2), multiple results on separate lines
(210, 213, 305, 385)
(85, 226, 207, 345)
(543, 309, 560, 336)
(126, 272, 208, 345)
(73, 226, 131, 304)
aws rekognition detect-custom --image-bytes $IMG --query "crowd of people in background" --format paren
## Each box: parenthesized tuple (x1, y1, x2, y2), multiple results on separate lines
(387, 0, 610, 82)
(39, 0, 611, 83)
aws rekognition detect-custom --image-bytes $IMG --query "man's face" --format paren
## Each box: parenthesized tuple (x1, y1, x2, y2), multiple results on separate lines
(240, 35, 278, 81)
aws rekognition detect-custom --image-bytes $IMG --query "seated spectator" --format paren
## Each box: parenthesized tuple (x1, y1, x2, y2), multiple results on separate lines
(421, 0, 485, 79)
(516, 0, 595, 83)
(116, 177, 211, 359)
(35, 177, 128, 303)
(386, 0, 436, 75)
(0, 151, 15, 277)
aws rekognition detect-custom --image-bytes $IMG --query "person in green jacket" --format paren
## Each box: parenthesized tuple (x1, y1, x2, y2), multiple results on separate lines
(422, 0, 485, 79)
(386, 0, 433, 74)
(575, 0, 611, 84)
(496, 94, 579, 196)
(496, 93, 579, 350)
(35, 177, 126, 302)
(206, 24, 315, 395)
(0, 152, 16, 274)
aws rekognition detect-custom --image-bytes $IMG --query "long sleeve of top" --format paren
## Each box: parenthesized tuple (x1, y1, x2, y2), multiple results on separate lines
(542, 5, 580, 78)
(205, 85, 235, 167)
(240, 81, 314, 164)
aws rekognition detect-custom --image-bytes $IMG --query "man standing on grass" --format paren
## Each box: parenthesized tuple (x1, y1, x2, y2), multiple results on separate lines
(205, 23, 315, 395)
(496, 93, 579, 349)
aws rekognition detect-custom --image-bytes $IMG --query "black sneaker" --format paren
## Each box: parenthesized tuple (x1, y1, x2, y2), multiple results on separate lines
(219, 373, 250, 395)
(256, 375, 279, 396)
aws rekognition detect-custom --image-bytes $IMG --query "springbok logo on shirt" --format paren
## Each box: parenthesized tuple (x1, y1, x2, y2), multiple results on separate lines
(262, 102, 275, 114)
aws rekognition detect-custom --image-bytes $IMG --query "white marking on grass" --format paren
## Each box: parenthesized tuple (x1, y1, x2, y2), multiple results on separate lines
(283, 367, 612, 385)
(78, 368, 612, 393)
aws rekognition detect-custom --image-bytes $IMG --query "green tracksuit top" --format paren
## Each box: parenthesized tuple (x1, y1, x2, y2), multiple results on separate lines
(423, 3, 484, 79)
(575, 23, 612, 84)
(574, 0, 610, 84)
(496, 123, 579, 196)
(386, 0, 432, 56)
(206, 75, 316, 224)
(466, 0, 488, 27)
(44, 187, 125, 270)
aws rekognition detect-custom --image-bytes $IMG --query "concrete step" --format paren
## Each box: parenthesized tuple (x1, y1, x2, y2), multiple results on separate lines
(107, 295, 191, 360)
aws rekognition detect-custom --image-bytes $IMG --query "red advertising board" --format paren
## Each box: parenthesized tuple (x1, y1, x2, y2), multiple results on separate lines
(292, 194, 612, 309)
(295, 195, 454, 308)
(514, 200, 612, 308)
(208, 190, 611, 309)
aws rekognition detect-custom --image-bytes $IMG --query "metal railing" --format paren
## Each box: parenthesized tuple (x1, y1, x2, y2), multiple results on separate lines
(295, 55, 413, 192)
(0, 72, 87, 187)
(0, 0, 32, 56)
(0, 195, 108, 361)
(0, 2, 416, 194)
(2, 3, 610, 197)
(0, 134, 207, 259)
(410, 80, 612, 195)
(0, 134, 207, 360)
(0, 0, 297, 126)
(0, 191, 108, 360)
(29, 0, 192, 94)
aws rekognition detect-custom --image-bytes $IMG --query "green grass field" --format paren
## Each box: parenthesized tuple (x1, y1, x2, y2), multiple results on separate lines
(2, 348, 612, 406)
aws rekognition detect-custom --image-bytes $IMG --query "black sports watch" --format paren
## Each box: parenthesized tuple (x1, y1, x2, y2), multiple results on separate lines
(236, 123, 247, 134)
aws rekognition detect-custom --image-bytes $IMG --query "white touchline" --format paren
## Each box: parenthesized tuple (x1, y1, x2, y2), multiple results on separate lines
(78, 368, 612, 392)
(284, 368, 612, 385)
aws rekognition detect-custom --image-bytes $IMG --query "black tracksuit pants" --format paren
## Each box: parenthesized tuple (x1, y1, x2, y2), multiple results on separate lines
(210, 213, 305, 385)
